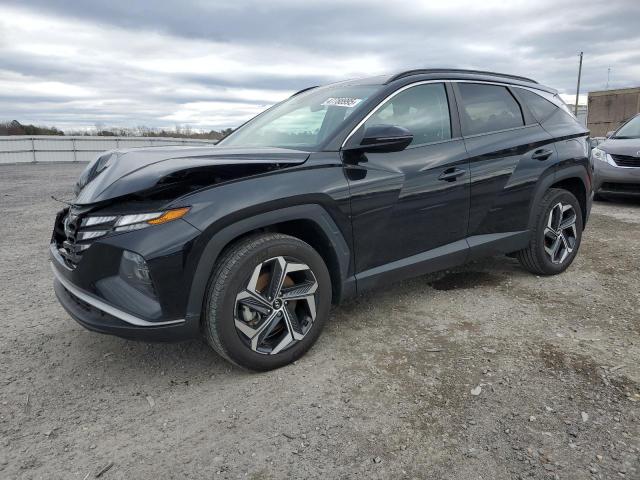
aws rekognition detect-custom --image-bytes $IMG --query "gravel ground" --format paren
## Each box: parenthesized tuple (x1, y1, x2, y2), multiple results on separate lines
(0, 163, 638, 480)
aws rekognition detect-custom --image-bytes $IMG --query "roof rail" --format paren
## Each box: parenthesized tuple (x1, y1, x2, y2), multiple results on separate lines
(385, 69, 538, 85)
(290, 85, 318, 97)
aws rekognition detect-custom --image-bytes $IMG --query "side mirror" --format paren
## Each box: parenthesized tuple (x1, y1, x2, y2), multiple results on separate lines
(345, 125, 413, 153)
(606, 130, 615, 138)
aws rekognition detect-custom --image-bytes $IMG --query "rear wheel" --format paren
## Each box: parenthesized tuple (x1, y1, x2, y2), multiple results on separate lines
(517, 188, 583, 275)
(203, 233, 331, 371)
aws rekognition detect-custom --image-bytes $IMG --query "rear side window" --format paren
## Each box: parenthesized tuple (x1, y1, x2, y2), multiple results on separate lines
(516, 88, 581, 130)
(365, 83, 451, 146)
(516, 88, 558, 122)
(457, 83, 524, 136)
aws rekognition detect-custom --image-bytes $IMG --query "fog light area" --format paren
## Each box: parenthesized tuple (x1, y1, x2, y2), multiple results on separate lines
(120, 250, 156, 297)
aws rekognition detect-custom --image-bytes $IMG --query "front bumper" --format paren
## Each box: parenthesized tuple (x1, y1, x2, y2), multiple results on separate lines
(593, 160, 640, 196)
(53, 274, 193, 341)
(50, 217, 203, 342)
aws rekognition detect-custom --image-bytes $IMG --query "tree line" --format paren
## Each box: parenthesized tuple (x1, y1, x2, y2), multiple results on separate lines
(0, 120, 64, 136)
(0, 120, 233, 140)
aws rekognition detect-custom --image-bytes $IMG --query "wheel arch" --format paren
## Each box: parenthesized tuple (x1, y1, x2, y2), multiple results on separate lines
(185, 204, 354, 323)
(550, 176, 588, 227)
(528, 165, 590, 231)
(264, 218, 346, 303)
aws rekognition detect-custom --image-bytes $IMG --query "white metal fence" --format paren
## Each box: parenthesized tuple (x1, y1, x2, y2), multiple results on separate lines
(0, 136, 217, 164)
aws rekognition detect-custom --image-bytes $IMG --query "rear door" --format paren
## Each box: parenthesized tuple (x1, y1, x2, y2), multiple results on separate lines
(453, 82, 557, 256)
(344, 82, 470, 289)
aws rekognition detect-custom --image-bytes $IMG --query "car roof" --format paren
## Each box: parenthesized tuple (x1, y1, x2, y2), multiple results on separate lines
(385, 68, 538, 84)
(316, 68, 556, 95)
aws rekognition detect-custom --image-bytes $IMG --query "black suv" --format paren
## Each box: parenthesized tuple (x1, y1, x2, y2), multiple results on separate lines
(51, 69, 593, 370)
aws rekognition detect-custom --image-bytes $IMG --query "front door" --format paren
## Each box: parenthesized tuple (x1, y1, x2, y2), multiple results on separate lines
(343, 82, 470, 290)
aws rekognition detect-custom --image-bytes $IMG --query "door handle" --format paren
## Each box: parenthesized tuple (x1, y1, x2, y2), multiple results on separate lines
(531, 148, 553, 161)
(438, 167, 466, 182)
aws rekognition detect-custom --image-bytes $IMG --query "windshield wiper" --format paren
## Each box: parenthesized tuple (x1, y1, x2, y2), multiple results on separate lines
(612, 135, 640, 139)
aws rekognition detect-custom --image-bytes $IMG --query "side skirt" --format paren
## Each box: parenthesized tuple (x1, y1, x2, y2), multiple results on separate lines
(355, 239, 468, 293)
(354, 230, 529, 294)
(466, 230, 530, 261)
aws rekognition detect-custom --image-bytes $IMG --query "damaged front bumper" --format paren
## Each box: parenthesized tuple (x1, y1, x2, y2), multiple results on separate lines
(52, 262, 189, 342)
(50, 213, 203, 342)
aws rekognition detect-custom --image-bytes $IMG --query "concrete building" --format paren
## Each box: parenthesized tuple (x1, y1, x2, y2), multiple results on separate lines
(587, 86, 640, 137)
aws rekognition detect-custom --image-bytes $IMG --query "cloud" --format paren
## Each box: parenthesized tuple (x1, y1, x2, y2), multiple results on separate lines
(0, 0, 638, 130)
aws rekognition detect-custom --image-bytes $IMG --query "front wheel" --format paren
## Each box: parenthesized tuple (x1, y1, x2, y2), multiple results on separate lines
(517, 188, 583, 275)
(203, 233, 331, 371)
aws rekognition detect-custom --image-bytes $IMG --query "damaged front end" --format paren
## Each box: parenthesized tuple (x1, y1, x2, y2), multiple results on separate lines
(73, 145, 310, 205)
(54, 145, 309, 267)
(50, 145, 310, 340)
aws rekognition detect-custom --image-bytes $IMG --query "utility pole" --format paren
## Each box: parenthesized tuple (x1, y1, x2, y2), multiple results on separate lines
(574, 52, 583, 117)
(606, 67, 611, 89)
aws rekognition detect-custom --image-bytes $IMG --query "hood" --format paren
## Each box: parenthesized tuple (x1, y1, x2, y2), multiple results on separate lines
(598, 138, 640, 157)
(73, 145, 310, 205)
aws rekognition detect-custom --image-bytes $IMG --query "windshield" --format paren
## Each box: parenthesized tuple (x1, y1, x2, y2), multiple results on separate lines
(613, 115, 640, 139)
(220, 84, 378, 150)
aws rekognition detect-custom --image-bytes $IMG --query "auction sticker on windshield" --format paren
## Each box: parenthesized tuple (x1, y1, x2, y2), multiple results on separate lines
(321, 97, 363, 108)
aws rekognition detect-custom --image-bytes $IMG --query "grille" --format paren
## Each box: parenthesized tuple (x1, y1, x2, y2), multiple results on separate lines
(600, 182, 640, 194)
(611, 154, 640, 168)
(55, 211, 117, 268)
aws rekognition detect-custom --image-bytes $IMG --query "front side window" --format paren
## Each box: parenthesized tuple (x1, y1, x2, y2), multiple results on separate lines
(220, 85, 378, 150)
(364, 83, 451, 146)
(458, 83, 524, 136)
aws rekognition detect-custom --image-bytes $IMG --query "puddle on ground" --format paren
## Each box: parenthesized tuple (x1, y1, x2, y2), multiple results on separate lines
(428, 271, 503, 291)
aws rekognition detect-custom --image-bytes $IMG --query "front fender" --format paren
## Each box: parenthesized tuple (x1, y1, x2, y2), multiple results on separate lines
(184, 204, 353, 323)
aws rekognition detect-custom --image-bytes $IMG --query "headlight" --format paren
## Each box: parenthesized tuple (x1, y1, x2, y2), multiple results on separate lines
(592, 147, 606, 162)
(591, 148, 615, 166)
(79, 207, 190, 236)
(113, 209, 191, 231)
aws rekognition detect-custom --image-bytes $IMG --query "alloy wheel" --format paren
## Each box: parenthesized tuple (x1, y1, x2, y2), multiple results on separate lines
(543, 202, 577, 264)
(234, 256, 318, 355)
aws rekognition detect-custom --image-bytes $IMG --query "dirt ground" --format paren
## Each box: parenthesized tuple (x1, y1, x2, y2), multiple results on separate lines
(0, 163, 638, 480)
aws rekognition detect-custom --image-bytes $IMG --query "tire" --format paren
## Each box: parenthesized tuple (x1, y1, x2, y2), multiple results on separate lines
(517, 188, 583, 275)
(203, 233, 332, 371)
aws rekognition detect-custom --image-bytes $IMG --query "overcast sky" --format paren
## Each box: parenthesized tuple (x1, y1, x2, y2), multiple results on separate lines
(1, 0, 639, 131)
